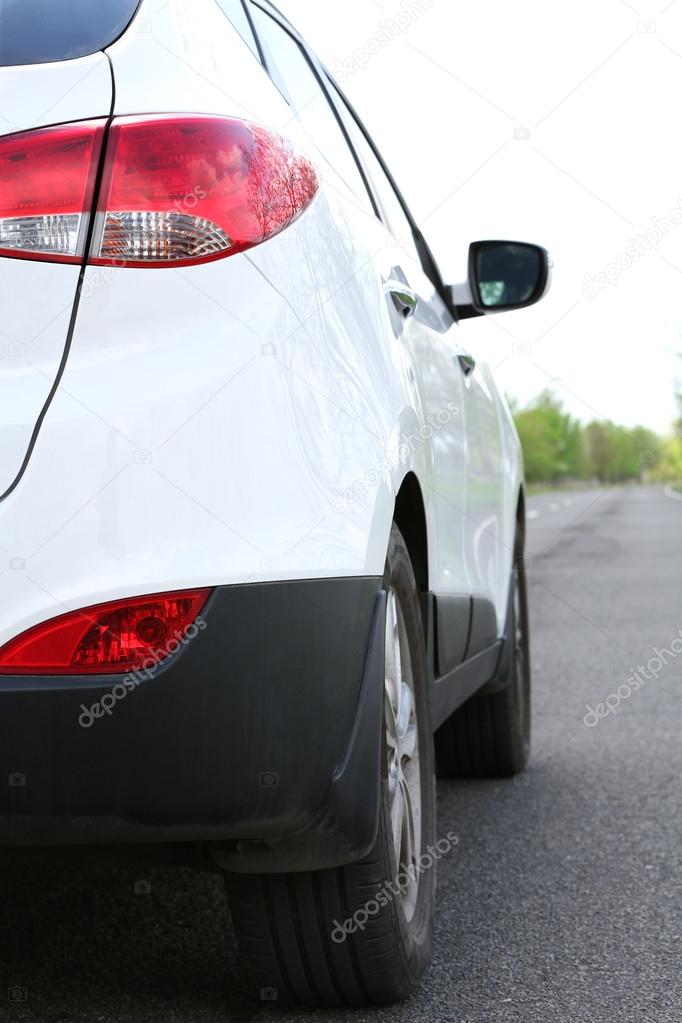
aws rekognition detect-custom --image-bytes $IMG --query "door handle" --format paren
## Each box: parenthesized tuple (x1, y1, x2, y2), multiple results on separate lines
(386, 280, 418, 319)
(456, 352, 476, 376)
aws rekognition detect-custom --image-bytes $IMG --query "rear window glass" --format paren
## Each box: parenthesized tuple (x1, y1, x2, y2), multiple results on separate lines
(0, 0, 142, 67)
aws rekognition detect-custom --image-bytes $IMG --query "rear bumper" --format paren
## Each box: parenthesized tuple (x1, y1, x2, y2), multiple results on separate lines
(0, 577, 385, 872)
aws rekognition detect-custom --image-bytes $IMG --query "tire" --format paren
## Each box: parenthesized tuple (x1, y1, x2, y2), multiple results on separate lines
(224, 524, 436, 1006)
(435, 518, 530, 778)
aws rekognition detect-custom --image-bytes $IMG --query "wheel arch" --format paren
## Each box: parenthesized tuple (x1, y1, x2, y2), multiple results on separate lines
(393, 471, 428, 594)
(516, 483, 526, 556)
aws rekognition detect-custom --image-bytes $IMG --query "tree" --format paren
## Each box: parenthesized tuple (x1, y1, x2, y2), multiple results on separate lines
(513, 392, 661, 485)
(514, 390, 586, 484)
(585, 422, 660, 483)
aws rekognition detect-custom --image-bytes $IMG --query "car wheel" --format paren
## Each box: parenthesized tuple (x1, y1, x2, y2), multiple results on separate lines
(224, 524, 437, 1006)
(435, 519, 530, 777)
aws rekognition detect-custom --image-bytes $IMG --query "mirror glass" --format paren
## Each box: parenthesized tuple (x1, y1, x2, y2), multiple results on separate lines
(475, 242, 543, 308)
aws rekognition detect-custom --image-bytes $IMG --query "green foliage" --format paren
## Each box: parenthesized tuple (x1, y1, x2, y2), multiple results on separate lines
(657, 436, 682, 483)
(514, 391, 586, 484)
(513, 390, 662, 485)
(585, 421, 660, 482)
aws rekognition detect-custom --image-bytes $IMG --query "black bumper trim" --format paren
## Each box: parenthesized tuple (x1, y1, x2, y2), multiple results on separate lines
(0, 576, 384, 872)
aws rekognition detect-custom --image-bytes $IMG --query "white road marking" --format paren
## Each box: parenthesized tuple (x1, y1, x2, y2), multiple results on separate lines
(549, 502, 560, 511)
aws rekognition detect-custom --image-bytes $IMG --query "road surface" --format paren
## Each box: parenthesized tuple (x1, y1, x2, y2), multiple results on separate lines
(2, 485, 681, 1022)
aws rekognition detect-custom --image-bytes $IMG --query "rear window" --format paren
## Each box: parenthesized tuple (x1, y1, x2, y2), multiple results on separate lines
(0, 0, 142, 67)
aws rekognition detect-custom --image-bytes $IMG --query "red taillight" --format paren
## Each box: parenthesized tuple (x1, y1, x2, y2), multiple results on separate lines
(0, 115, 318, 268)
(0, 589, 210, 675)
(91, 115, 319, 267)
(0, 120, 105, 263)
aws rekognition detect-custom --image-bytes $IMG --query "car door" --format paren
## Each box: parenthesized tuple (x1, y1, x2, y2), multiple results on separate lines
(457, 348, 509, 628)
(246, 2, 471, 644)
(327, 91, 472, 627)
(330, 87, 512, 644)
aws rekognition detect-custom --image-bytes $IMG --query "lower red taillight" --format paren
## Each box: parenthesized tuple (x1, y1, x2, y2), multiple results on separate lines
(0, 589, 211, 675)
(0, 114, 318, 268)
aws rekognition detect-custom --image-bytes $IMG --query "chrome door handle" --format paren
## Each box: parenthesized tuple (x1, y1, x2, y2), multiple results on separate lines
(457, 352, 476, 376)
(386, 280, 418, 318)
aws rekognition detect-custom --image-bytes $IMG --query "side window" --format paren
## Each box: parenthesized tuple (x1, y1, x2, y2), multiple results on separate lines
(329, 84, 423, 269)
(213, 0, 260, 60)
(249, 6, 375, 213)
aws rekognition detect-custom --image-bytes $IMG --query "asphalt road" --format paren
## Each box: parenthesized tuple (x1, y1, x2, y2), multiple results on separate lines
(2, 485, 681, 1022)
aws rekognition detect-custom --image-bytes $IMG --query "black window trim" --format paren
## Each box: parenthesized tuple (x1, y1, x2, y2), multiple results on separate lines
(248, 0, 455, 318)
(213, 0, 266, 65)
(248, 0, 381, 221)
(325, 77, 413, 238)
(234, 0, 267, 67)
(326, 76, 455, 317)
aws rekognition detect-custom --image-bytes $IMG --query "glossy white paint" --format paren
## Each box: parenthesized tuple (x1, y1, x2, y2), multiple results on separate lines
(108, 0, 290, 124)
(0, 0, 524, 648)
(0, 260, 81, 495)
(0, 53, 111, 135)
(0, 53, 113, 498)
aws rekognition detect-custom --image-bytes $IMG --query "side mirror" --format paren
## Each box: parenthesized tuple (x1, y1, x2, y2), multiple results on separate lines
(452, 240, 551, 319)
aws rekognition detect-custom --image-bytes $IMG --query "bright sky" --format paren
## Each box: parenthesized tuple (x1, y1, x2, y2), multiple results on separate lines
(282, 0, 682, 435)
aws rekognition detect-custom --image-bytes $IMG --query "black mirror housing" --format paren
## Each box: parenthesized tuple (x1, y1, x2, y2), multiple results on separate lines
(465, 240, 550, 316)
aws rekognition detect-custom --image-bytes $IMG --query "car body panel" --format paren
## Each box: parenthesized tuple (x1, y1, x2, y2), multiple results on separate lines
(0, 53, 112, 496)
(106, 0, 286, 124)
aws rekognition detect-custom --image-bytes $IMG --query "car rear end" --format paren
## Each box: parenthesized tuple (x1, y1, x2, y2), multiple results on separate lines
(0, 0, 387, 869)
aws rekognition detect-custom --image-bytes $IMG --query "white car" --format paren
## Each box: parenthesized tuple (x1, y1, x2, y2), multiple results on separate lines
(0, 0, 549, 1006)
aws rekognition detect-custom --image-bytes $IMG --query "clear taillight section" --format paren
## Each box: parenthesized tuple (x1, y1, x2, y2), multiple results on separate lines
(0, 120, 106, 263)
(0, 590, 211, 675)
(0, 115, 318, 268)
(92, 115, 318, 267)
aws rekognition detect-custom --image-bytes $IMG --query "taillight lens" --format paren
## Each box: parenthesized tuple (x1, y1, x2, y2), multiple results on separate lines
(91, 115, 319, 267)
(0, 589, 210, 675)
(0, 115, 317, 268)
(0, 120, 105, 263)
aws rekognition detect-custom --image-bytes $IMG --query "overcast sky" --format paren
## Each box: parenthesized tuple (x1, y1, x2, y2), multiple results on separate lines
(282, 0, 682, 434)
